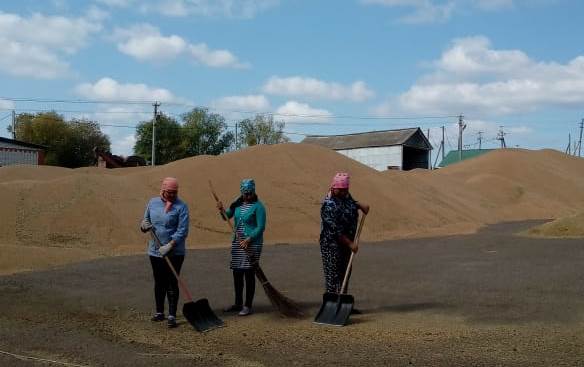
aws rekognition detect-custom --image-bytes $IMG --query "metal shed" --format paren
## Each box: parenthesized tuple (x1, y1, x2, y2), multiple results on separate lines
(0, 137, 46, 166)
(302, 127, 432, 171)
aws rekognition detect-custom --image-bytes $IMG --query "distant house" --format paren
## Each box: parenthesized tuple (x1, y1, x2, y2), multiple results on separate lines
(301, 127, 432, 171)
(0, 137, 46, 166)
(438, 149, 494, 168)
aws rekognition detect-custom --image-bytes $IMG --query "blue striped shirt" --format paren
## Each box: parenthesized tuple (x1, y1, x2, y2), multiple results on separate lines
(143, 197, 189, 257)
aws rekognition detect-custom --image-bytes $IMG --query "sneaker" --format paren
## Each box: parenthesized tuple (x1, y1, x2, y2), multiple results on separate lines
(167, 316, 177, 328)
(238, 306, 252, 316)
(223, 304, 243, 313)
(151, 313, 165, 322)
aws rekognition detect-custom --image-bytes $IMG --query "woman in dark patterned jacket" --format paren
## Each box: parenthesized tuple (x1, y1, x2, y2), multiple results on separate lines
(319, 172, 369, 295)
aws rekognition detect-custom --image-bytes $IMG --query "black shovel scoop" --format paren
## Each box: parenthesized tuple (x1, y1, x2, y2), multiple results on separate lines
(150, 230, 224, 332)
(314, 214, 366, 327)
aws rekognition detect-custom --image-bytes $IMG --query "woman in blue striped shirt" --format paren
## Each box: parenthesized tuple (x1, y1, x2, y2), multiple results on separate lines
(140, 177, 190, 328)
(216, 179, 266, 316)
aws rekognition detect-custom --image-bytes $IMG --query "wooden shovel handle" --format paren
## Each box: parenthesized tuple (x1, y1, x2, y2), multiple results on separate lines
(150, 229, 194, 302)
(340, 213, 367, 294)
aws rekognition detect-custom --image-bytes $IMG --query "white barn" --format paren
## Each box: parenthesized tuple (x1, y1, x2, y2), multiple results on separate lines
(0, 137, 46, 167)
(302, 128, 432, 171)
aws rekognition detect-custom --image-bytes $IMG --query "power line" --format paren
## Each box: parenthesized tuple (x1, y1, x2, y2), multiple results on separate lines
(0, 96, 458, 121)
(0, 112, 11, 122)
(0, 108, 152, 114)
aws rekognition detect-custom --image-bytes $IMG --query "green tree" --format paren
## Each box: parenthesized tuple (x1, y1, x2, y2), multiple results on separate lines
(134, 113, 185, 165)
(238, 114, 289, 147)
(181, 108, 234, 156)
(11, 112, 110, 167)
(62, 119, 111, 168)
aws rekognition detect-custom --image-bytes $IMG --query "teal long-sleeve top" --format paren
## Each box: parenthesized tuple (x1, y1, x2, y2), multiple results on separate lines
(225, 199, 266, 244)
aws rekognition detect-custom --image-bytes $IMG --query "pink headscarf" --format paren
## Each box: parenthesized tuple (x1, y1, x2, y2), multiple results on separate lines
(160, 177, 179, 213)
(331, 172, 350, 189)
(325, 172, 350, 199)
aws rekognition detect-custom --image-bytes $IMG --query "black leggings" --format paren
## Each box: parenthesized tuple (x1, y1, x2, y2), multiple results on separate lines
(150, 255, 184, 317)
(233, 269, 256, 308)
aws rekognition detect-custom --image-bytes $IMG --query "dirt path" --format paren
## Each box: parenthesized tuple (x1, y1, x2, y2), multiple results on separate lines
(2, 221, 584, 366)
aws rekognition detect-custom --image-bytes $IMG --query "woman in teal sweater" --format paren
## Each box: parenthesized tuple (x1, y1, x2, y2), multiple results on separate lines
(216, 179, 266, 316)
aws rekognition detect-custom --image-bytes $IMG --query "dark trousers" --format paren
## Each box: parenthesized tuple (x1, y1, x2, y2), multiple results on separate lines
(233, 269, 256, 308)
(320, 243, 352, 293)
(149, 255, 184, 317)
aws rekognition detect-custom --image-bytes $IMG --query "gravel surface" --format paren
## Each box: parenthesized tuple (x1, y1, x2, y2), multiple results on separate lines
(2, 221, 584, 366)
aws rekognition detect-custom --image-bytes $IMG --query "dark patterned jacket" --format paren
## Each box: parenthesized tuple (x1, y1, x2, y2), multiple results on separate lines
(319, 193, 359, 247)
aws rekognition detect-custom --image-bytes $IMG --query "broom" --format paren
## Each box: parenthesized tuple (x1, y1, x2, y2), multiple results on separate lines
(209, 180, 304, 318)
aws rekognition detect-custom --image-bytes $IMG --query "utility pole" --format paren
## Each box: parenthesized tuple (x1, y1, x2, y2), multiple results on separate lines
(11, 110, 16, 139)
(152, 102, 160, 166)
(427, 128, 431, 169)
(566, 133, 571, 155)
(578, 119, 583, 157)
(497, 126, 506, 148)
(457, 114, 466, 161)
(441, 125, 445, 160)
(235, 121, 239, 150)
(477, 131, 483, 150)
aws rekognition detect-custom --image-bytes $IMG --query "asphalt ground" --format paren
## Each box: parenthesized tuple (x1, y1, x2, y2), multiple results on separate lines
(1, 220, 584, 366)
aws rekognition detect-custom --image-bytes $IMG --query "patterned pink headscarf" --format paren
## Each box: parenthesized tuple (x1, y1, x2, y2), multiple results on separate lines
(160, 177, 179, 213)
(331, 172, 350, 189)
(325, 172, 350, 199)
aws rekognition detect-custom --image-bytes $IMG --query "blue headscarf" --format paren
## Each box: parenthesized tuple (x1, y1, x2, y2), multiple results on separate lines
(240, 179, 255, 194)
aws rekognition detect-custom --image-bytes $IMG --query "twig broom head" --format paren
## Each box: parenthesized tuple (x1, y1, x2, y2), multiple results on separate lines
(261, 280, 304, 318)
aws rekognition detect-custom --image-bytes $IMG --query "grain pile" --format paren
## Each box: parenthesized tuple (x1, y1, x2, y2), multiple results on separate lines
(526, 211, 584, 237)
(1, 143, 584, 273)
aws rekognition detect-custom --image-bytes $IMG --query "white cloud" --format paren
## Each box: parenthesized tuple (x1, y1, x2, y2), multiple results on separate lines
(472, 0, 514, 11)
(362, 0, 456, 23)
(114, 24, 187, 62)
(189, 43, 249, 68)
(275, 101, 332, 123)
(0, 10, 102, 79)
(139, 0, 279, 18)
(95, 0, 134, 7)
(209, 95, 270, 121)
(211, 95, 270, 112)
(86, 5, 110, 22)
(263, 76, 375, 102)
(379, 36, 584, 116)
(362, 0, 517, 24)
(111, 133, 137, 156)
(0, 99, 15, 110)
(434, 36, 531, 78)
(0, 38, 71, 79)
(113, 24, 248, 68)
(0, 11, 101, 53)
(75, 77, 183, 103)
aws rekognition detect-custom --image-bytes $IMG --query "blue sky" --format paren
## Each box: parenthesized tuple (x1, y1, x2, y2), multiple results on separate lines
(1, 0, 583, 162)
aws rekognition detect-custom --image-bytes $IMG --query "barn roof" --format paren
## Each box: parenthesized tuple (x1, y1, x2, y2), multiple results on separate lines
(0, 137, 46, 150)
(301, 127, 432, 150)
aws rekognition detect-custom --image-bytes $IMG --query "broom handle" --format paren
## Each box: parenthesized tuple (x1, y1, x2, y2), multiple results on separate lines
(150, 229, 194, 302)
(340, 213, 367, 294)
